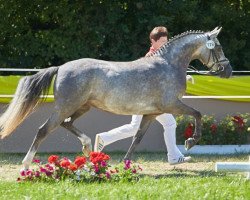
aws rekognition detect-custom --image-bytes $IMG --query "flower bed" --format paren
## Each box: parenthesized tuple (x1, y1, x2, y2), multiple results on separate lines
(176, 113, 250, 145)
(17, 152, 142, 183)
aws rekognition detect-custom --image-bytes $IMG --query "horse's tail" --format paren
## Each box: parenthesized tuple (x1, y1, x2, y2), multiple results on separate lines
(0, 67, 59, 139)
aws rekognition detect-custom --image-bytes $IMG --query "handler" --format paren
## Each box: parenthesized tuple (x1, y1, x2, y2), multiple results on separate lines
(94, 26, 194, 165)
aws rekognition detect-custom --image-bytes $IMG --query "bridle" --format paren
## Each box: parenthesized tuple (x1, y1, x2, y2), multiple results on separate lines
(188, 36, 229, 75)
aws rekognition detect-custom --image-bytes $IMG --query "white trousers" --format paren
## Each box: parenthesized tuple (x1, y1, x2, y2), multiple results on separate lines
(98, 113, 183, 162)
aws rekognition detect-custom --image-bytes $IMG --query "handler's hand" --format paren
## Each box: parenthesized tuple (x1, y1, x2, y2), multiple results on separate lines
(186, 75, 194, 84)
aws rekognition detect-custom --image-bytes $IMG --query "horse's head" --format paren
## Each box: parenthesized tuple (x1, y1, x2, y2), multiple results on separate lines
(198, 27, 232, 78)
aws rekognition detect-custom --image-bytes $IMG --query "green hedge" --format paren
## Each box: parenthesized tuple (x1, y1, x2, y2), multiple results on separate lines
(0, 1, 249, 70)
(176, 113, 250, 145)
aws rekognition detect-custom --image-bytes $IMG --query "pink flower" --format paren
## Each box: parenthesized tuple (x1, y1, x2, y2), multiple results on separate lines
(33, 159, 41, 164)
(20, 170, 26, 176)
(132, 169, 137, 173)
(94, 165, 99, 173)
(106, 172, 111, 179)
(40, 167, 52, 176)
(34, 171, 40, 177)
(40, 167, 47, 173)
(124, 160, 131, 170)
(45, 171, 53, 177)
(100, 161, 107, 167)
(45, 164, 54, 171)
(26, 170, 33, 176)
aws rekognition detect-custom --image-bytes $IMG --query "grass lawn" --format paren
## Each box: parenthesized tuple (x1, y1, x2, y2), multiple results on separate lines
(0, 152, 249, 200)
(186, 75, 250, 102)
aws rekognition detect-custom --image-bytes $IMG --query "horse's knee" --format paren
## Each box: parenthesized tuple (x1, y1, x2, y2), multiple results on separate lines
(195, 111, 202, 119)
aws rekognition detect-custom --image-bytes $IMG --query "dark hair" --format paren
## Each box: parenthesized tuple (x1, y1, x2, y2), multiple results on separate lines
(149, 26, 168, 41)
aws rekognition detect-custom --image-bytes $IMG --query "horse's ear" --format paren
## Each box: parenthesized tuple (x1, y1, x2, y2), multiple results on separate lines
(209, 27, 222, 38)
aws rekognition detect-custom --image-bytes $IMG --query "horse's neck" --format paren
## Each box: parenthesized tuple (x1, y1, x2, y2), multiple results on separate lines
(157, 34, 205, 68)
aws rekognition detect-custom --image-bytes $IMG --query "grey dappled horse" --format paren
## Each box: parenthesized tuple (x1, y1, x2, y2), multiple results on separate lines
(0, 27, 232, 169)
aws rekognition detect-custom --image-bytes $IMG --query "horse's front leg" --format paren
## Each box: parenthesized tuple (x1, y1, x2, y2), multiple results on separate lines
(173, 100, 202, 150)
(124, 115, 156, 160)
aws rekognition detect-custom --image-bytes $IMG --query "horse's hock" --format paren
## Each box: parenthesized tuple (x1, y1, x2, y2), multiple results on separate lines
(0, 98, 249, 153)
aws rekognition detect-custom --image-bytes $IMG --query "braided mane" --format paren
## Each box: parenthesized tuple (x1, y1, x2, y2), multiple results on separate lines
(151, 30, 205, 56)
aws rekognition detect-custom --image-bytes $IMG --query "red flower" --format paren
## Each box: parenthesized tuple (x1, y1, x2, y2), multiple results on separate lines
(74, 156, 86, 168)
(103, 155, 110, 161)
(90, 152, 110, 164)
(210, 124, 217, 133)
(232, 116, 245, 128)
(48, 155, 59, 164)
(184, 123, 193, 139)
(68, 164, 78, 171)
(60, 160, 71, 168)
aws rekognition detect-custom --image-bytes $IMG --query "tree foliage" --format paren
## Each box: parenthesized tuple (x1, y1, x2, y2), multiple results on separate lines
(0, 0, 249, 70)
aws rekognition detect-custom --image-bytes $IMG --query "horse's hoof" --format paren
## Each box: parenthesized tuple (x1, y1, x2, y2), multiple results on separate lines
(82, 144, 91, 157)
(185, 138, 196, 150)
(22, 161, 30, 170)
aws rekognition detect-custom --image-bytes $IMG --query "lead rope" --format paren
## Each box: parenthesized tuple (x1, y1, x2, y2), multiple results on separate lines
(187, 65, 210, 75)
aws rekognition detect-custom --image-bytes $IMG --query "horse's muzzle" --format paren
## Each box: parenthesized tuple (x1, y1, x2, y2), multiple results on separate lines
(219, 62, 232, 78)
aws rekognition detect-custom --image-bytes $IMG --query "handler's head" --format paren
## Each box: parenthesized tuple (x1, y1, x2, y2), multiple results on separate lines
(149, 26, 168, 50)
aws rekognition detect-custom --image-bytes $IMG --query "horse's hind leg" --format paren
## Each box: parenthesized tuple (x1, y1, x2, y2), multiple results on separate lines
(22, 112, 67, 169)
(172, 99, 202, 150)
(61, 105, 92, 157)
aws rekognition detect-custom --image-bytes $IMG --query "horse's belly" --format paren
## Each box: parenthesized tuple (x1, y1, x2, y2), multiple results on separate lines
(89, 99, 161, 115)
